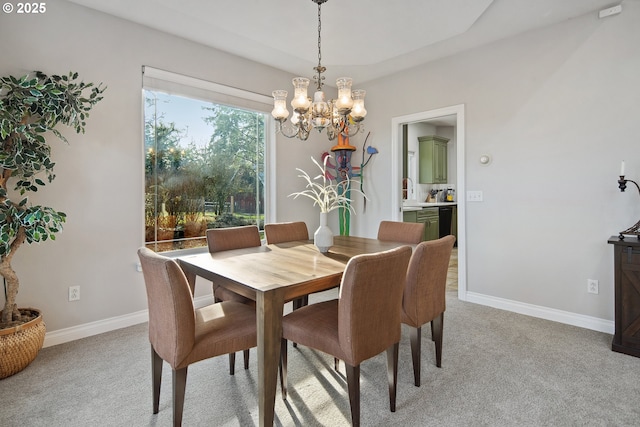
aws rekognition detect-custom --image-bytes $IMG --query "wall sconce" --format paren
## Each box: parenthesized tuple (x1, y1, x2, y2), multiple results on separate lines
(618, 161, 640, 240)
(479, 155, 491, 165)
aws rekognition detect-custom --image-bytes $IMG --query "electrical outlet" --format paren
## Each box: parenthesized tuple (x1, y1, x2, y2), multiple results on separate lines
(69, 285, 80, 301)
(587, 279, 599, 295)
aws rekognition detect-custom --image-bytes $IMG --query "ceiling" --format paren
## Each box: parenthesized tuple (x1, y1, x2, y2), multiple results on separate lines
(68, 0, 618, 84)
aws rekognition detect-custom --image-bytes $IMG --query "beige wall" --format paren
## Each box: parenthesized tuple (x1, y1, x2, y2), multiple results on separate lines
(359, 3, 640, 323)
(0, 0, 317, 334)
(0, 0, 638, 339)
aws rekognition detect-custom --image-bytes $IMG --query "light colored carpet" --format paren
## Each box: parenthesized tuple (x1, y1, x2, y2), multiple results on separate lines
(1, 289, 639, 426)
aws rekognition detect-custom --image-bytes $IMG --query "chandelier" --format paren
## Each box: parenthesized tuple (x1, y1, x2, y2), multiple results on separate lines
(271, 0, 367, 142)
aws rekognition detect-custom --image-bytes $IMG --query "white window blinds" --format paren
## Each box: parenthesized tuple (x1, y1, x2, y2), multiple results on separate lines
(142, 66, 273, 113)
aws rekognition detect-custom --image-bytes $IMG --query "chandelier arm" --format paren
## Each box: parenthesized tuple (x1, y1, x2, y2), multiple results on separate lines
(328, 119, 364, 140)
(344, 122, 364, 137)
(277, 121, 303, 139)
(298, 128, 311, 141)
(279, 125, 300, 139)
(325, 125, 338, 141)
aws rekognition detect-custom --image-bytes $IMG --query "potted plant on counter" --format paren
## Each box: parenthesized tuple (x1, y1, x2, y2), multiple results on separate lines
(0, 71, 105, 378)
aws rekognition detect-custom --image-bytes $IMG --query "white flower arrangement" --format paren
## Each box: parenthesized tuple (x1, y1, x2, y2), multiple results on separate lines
(289, 156, 362, 213)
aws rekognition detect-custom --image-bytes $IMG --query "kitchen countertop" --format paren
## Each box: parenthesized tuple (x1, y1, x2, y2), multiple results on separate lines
(402, 202, 457, 211)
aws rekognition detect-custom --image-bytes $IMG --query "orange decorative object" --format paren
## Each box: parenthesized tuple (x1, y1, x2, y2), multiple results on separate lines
(331, 125, 357, 152)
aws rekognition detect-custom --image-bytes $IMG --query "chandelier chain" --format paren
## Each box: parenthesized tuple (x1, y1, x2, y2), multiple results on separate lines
(314, 1, 325, 90)
(317, 2, 321, 70)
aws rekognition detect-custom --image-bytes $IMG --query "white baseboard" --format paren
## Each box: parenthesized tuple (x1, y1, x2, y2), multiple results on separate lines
(43, 292, 613, 348)
(43, 295, 214, 348)
(464, 291, 614, 334)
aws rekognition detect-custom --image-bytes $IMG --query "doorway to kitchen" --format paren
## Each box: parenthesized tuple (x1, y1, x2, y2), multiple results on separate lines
(391, 104, 466, 300)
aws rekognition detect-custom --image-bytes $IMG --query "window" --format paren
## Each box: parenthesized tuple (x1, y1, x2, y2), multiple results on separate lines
(142, 67, 272, 252)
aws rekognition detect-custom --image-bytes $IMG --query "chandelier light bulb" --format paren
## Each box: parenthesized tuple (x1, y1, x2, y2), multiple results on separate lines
(271, 90, 289, 120)
(350, 89, 367, 122)
(335, 77, 354, 114)
(291, 77, 311, 113)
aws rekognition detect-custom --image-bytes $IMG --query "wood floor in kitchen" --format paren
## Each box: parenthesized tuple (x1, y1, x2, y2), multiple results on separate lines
(446, 247, 458, 292)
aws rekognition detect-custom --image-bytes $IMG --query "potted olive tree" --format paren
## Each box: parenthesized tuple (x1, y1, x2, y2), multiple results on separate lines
(0, 71, 105, 378)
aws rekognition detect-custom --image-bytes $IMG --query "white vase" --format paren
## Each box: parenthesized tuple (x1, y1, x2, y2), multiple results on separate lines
(314, 212, 334, 253)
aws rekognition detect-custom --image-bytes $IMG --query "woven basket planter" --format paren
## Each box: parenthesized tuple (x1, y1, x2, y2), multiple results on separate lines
(0, 308, 45, 379)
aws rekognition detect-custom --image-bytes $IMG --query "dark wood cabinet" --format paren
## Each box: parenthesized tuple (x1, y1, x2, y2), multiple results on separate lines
(608, 236, 640, 358)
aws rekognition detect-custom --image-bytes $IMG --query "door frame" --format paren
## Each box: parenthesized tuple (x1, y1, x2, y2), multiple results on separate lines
(391, 104, 466, 300)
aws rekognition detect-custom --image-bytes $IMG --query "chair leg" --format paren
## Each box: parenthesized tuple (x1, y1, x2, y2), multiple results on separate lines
(292, 295, 308, 310)
(386, 342, 399, 412)
(432, 313, 444, 368)
(291, 297, 308, 348)
(243, 349, 250, 370)
(216, 288, 248, 373)
(151, 346, 163, 414)
(410, 326, 421, 387)
(279, 338, 288, 400)
(172, 367, 188, 427)
(228, 352, 236, 375)
(345, 363, 361, 427)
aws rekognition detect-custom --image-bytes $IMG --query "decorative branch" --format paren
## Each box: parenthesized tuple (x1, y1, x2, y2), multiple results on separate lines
(289, 156, 364, 214)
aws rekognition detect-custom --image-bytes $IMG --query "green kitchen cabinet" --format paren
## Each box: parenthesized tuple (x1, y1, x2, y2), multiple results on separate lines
(418, 135, 449, 184)
(418, 207, 440, 241)
(404, 207, 439, 241)
(403, 210, 417, 223)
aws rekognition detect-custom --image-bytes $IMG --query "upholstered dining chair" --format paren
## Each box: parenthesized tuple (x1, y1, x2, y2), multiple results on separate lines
(137, 247, 257, 427)
(279, 246, 412, 427)
(206, 225, 261, 373)
(264, 221, 310, 310)
(377, 220, 425, 244)
(264, 221, 309, 245)
(402, 235, 456, 387)
(207, 225, 261, 305)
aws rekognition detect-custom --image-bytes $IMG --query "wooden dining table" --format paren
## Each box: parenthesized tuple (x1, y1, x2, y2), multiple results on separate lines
(177, 235, 412, 426)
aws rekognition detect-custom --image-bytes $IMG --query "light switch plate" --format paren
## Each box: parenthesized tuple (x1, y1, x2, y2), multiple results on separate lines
(467, 191, 483, 202)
